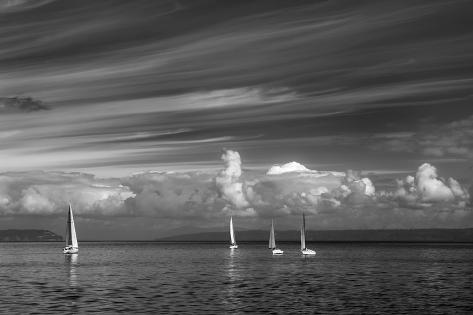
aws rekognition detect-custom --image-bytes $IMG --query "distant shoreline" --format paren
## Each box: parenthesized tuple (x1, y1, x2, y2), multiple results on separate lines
(156, 228, 473, 243)
(1, 228, 472, 242)
(0, 229, 62, 242)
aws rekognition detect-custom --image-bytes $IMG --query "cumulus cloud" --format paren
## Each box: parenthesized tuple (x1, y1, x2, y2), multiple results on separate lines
(361, 178, 376, 196)
(267, 161, 310, 175)
(267, 161, 345, 177)
(0, 172, 134, 216)
(416, 163, 454, 202)
(343, 170, 376, 196)
(0, 150, 471, 232)
(215, 150, 250, 209)
(448, 178, 468, 199)
(334, 171, 376, 205)
(393, 163, 469, 207)
(122, 171, 223, 219)
(394, 176, 418, 207)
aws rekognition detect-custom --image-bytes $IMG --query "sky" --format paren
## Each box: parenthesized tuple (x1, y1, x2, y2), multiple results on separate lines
(0, 0, 472, 239)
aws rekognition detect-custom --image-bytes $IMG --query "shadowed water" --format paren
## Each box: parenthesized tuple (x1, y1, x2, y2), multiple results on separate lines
(0, 242, 472, 313)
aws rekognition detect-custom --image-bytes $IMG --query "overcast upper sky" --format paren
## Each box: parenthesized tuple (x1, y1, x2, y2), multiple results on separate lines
(1, 0, 472, 239)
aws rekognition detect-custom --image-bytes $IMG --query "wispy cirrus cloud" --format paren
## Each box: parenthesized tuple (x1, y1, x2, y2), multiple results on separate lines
(0, 0, 54, 13)
(369, 115, 473, 159)
(1, 0, 472, 176)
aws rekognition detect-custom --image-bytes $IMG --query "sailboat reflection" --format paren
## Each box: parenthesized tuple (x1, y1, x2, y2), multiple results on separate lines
(223, 249, 243, 311)
(65, 254, 79, 287)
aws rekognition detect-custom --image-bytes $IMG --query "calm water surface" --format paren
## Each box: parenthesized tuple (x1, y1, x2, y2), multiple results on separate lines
(1, 242, 472, 313)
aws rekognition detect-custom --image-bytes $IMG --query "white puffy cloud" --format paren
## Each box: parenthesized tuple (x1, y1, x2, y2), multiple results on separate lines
(267, 161, 310, 175)
(393, 163, 469, 208)
(215, 150, 250, 209)
(20, 186, 56, 214)
(0, 172, 134, 216)
(346, 177, 376, 197)
(122, 171, 223, 219)
(1, 151, 471, 232)
(448, 177, 468, 199)
(267, 161, 345, 177)
(416, 163, 454, 202)
(327, 170, 377, 206)
(361, 178, 376, 196)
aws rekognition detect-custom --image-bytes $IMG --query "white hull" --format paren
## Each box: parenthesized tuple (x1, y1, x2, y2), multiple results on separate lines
(229, 244, 238, 249)
(63, 246, 79, 254)
(272, 248, 284, 255)
(301, 248, 316, 255)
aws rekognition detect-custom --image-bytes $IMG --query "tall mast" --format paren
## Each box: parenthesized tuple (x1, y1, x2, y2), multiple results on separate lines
(65, 205, 71, 246)
(269, 219, 276, 249)
(230, 216, 235, 245)
(301, 213, 306, 250)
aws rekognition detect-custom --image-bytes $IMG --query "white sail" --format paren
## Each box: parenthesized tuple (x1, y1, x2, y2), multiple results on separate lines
(300, 213, 315, 255)
(269, 220, 276, 249)
(66, 204, 78, 249)
(229, 216, 236, 245)
(300, 213, 306, 250)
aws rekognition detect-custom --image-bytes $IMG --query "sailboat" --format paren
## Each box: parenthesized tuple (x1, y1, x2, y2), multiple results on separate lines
(229, 216, 238, 249)
(63, 203, 79, 254)
(269, 219, 283, 255)
(301, 213, 316, 255)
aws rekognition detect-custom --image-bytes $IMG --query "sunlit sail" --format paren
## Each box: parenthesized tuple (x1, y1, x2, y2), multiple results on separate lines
(301, 213, 315, 255)
(229, 216, 238, 249)
(63, 203, 79, 254)
(269, 219, 283, 255)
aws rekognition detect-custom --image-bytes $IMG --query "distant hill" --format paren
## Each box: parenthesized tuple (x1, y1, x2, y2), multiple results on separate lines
(157, 228, 473, 242)
(0, 229, 63, 242)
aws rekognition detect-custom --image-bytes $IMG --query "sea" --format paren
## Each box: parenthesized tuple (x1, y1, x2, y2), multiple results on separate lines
(1, 242, 472, 314)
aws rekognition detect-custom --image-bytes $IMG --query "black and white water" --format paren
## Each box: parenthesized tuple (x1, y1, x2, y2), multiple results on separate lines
(1, 242, 472, 313)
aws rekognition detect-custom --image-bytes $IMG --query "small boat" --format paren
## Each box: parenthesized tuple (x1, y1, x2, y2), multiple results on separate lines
(63, 203, 79, 254)
(269, 219, 283, 255)
(301, 213, 316, 255)
(229, 216, 238, 249)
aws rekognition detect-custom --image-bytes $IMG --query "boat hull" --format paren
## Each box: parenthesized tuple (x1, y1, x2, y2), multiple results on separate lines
(272, 248, 284, 255)
(63, 246, 79, 254)
(229, 244, 238, 249)
(301, 248, 316, 255)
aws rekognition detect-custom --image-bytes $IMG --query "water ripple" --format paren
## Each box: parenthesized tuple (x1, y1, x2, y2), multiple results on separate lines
(0, 242, 472, 313)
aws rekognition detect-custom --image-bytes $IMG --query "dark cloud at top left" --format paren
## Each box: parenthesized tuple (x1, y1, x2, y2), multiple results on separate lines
(0, 96, 49, 113)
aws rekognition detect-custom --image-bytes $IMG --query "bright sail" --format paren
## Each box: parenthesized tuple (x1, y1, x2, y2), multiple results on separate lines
(269, 220, 276, 249)
(269, 219, 283, 255)
(64, 203, 78, 254)
(300, 213, 315, 255)
(229, 216, 237, 248)
(300, 213, 306, 250)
